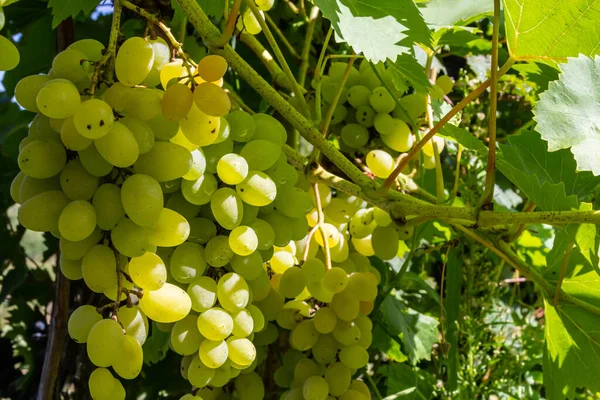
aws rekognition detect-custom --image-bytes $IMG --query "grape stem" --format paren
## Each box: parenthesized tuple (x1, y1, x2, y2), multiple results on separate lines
(213, 0, 242, 48)
(297, 5, 320, 86)
(89, 0, 123, 95)
(321, 56, 357, 139)
(239, 33, 295, 91)
(265, 13, 302, 61)
(311, 182, 332, 269)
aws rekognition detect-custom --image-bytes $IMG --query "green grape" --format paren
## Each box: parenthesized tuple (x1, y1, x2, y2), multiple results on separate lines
(133, 141, 192, 182)
(430, 84, 445, 100)
(340, 123, 369, 148)
(205, 235, 234, 267)
(369, 86, 395, 114)
(347, 273, 377, 302)
(193, 82, 231, 117)
(18, 140, 66, 179)
(140, 282, 192, 323)
(170, 242, 207, 283)
(328, 103, 348, 125)
(115, 37, 154, 86)
(59, 253, 83, 280)
(68, 305, 102, 343)
(253, 322, 279, 346)
(251, 114, 286, 146)
(188, 217, 217, 244)
(68, 39, 104, 62)
(143, 38, 171, 87)
(339, 345, 369, 369)
(209, 363, 232, 386)
(36, 79, 81, 119)
(255, 0, 275, 11)
(78, 145, 113, 177)
(102, 82, 132, 114)
(355, 105, 375, 128)
(112, 334, 143, 379)
(314, 307, 337, 334)
(366, 150, 395, 178)
(373, 113, 393, 136)
(162, 83, 194, 122)
(349, 208, 376, 239)
(231, 309, 254, 338)
(51, 48, 87, 82)
(95, 122, 139, 167)
(89, 368, 118, 400)
(18, 190, 69, 232)
(218, 272, 250, 313)
(322, 267, 348, 294)
(241, 203, 259, 225)
(239, 140, 281, 172)
(231, 252, 263, 280)
(188, 356, 216, 387)
(329, 62, 361, 86)
(274, 366, 293, 389)
(211, 187, 244, 230)
(241, 8, 263, 35)
(227, 110, 255, 142)
(92, 184, 125, 230)
(269, 251, 294, 274)
(60, 159, 98, 201)
(339, 390, 369, 400)
(273, 186, 313, 218)
(265, 212, 294, 247)
(119, 116, 155, 154)
(436, 75, 454, 94)
(146, 207, 189, 247)
(202, 138, 233, 174)
(303, 376, 329, 400)
(324, 362, 352, 397)
(182, 148, 207, 181)
(247, 269, 271, 302)
(279, 267, 306, 298)
(181, 173, 218, 205)
(302, 258, 326, 282)
(196, 54, 228, 82)
(326, 197, 361, 224)
(314, 223, 340, 248)
(352, 234, 375, 256)
(81, 244, 117, 293)
(346, 85, 371, 108)
(229, 226, 258, 256)
(30, 115, 61, 142)
(119, 305, 149, 345)
(159, 59, 186, 89)
(0, 34, 19, 71)
(312, 333, 339, 364)
(293, 357, 321, 384)
(121, 174, 163, 227)
(180, 103, 220, 146)
(199, 339, 229, 368)
(331, 291, 360, 321)
(129, 252, 167, 290)
(371, 225, 399, 260)
(184, 278, 217, 315)
(248, 218, 274, 251)
(166, 191, 200, 221)
(422, 136, 445, 157)
(18, 174, 61, 204)
(236, 171, 277, 207)
(322, 78, 348, 104)
(227, 336, 256, 367)
(110, 379, 126, 400)
(244, 305, 264, 334)
(171, 314, 204, 355)
(87, 318, 123, 367)
(217, 153, 248, 185)
(60, 228, 101, 260)
(289, 320, 320, 351)
(349, 380, 371, 399)
(111, 218, 151, 257)
(265, 155, 297, 188)
(10, 171, 24, 204)
(15, 75, 51, 112)
(61, 115, 92, 150)
(397, 93, 426, 120)
(58, 200, 96, 241)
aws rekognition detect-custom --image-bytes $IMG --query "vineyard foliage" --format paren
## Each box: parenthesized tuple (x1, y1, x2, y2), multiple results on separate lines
(1, 0, 600, 399)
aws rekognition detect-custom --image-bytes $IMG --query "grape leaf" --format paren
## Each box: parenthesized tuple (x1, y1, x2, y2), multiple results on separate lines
(197, 0, 225, 19)
(142, 323, 171, 366)
(533, 55, 600, 176)
(47, 0, 100, 28)
(420, 0, 493, 29)
(388, 53, 430, 93)
(313, 0, 430, 63)
(511, 61, 560, 92)
(379, 363, 435, 400)
(439, 124, 488, 152)
(504, 0, 600, 60)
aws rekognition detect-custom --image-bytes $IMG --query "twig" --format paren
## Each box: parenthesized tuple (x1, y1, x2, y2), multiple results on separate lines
(446, 144, 463, 205)
(312, 182, 332, 270)
(506, 201, 536, 242)
(298, 6, 320, 86)
(213, 0, 242, 47)
(553, 242, 574, 304)
(90, 0, 123, 94)
(239, 33, 294, 91)
(364, 372, 384, 400)
(265, 13, 301, 60)
(321, 56, 356, 138)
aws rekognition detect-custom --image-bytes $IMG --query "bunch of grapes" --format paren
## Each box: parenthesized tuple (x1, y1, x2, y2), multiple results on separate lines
(317, 60, 453, 175)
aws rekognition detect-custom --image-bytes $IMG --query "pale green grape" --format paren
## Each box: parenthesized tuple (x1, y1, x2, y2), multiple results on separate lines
(373, 113, 394, 135)
(265, 155, 297, 188)
(68, 305, 102, 343)
(279, 267, 305, 299)
(148, 207, 190, 247)
(188, 356, 215, 387)
(87, 318, 123, 367)
(61, 115, 93, 150)
(120, 88, 162, 121)
(217, 272, 250, 313)
(312, 333, 338, 365)
(329, 62, 360, 86)
(236, 171, 277, 207)
(241, 8, 262, 35)
(133, 142, 192, 182)
(422, 136, 445, 157)
(229, 226, 258, 256)
(349, 208, 376, 239)
(113, 334, 143, 379)
(139, 282, 192, 323)
(245, 305, 264, 333)
(349, 380, 371, 399)
(339, 390, 369, 400)
(203, 138, 233, 174)
(273, 186, 313, 219)
(346, 85, 370, 108)
(111, 218, 151, 257)
(160, 179, 182, 194)
(89, 368, 117, 400)
(171, 314, 204, 355)
(36, 79, 81, 119)
(205, 235, 234, 267)
(230, 252, 263, 280)
(170, 242, 207, 283)
(251, 113, 286, 146)
(95, 122, 139, 167)
(322, 78, 347, 104)
(211, 187, 244, 230)
(322, 267, 348, 294)
(331, 291, 360, 322)
(59, 254, 83, 280)
(247, 270, 271, 302)
(197, 307, 234, 341)
(290, 320, 320, 351)
(293, 357, 320, 384)
(396, 224, 414, 240)
(160, 59, 187, 89)
(182, 148, 206, 181)
(18, 174, 60, 204)
(143, 38, 171, 87)
(181, 173, 218, 205)
(119, 116, 155, 154)
(436, 75, 454, 94)
(240, 140, 281, 171)
(52, 48, 87, 82)
(129, 252, 167, 290)
(188, 217, 217, 244)
(369, 86, 395, 114)
(241, 202, 259, 225)
(231, 309, 254, 338)
(355, 105, 375, 128)
(78, 145, 113, 177)
(82, 244, 117, 293)
(10, 171, 24, 204)
(217, 153, 248, 185)
(18, 140, 66, 179)
(15, 74, 50, 112)
(193, 82, 231, 117)
(340, 123, 369, 148)
(371, 225, 399, 260)
(325, 196, 361, 224)
(18, 190, 69, 232)
(121, 174, 163, 227)
(209, 364, 232, 386)
(314, 223, 340, 248)
(430, 84, 445, 100)
(324, 362, 352, 397)
(249, 218, 275, 250)
(366, 150, 394, 178)
(227, 110, 255, 142)
(234, 372, 265, 400)
(0, 34, 19, 71)
(339, 345, 369, 369)
(188, 276, 218, 312)
(196, 54, 228, 82)
(102, 82, 132, 113)
(30, 114, 61, 142)
(60, 228, 101, 260)
(92, 183, 125, 230)
(60, 159, 98, 200)
(115, 37, 154, 86)
(397, 93, 426, 120)
(166, 192, 201, 222)
(227, 337, 256, 367)
(302, 258, 326, 282)
(58, 200, 96, 241)
(119, 305, 149, 345)
(180, 103, 220, 146)
(270, 251, 294, 274)
(111, 379, 126, 400)
(423, 153, 436, 169)
(303, 376, 329, 400)
(263, 212, 292, 247)
(68, 39, 104, 62)
(199, 339, 229, 368)
(313, 307, 337, 334)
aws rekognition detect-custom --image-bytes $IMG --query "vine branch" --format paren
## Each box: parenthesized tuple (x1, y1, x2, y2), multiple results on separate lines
(90, 0, 123, 94)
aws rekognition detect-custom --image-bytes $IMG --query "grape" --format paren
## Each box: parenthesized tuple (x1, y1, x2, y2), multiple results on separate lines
(78, 145, 113, 177)
(81, 244, 117, 293)
(60, 228, 101, 261)
(236, 171, 277, 206)
(217, 272, 250, 313)
(36, 79, 81, 119)
(249, 218, 275, 250)
(166, 192, 201, 221)
(121, 174, 163, 227)
(436, 75, 454, 94)
(102, 82, 132, 112)
(324, 362, 352, 397)
(241, 203, 259, 225)
(209, 363, 232, 386)
(60, 254, 83, 280)
(349, 208, 376, 239)
(159, 59, 186, 89)
(18, 140, 66, 179)
(91, 184, 124, 230)
(61, 115, 92, 150)
(133, 142, 193, 182)
(211, 187, 244, 230)
(60, 159, 98, 201)
(303, 376, 329, 400)
(18, 190, 69, 232)
(322, 78, 347, 104)
(148, 208, 190, 248)
(140, 282, 191, 323)
(279, 267, 306, 298)
(339, 345, 369, 369)
(371, 225, 399, 260)
(200, 339, 229, 368)
(422, 136, 445, 157)
(0, 34, 19, 71)
(205, 235, 234, 267)
(313, 307, 337, 334)
(203, 138, 233, 174)
(230, 252, 263, 280)
(270, 251, 295, 274)
(18, 174, 61, 204)
(227, 337, 256, 366)
(87, 318, 123, 367)
(10, 172, 24, 204)
(112, 334, 143, 379)
(227, 110, 255, 142)
(193, 82, 231, 117)
(217, 153, 249, 185)
(119, 117, 155, 154)
(94, 122, 139, 167)
(186, 276, 217, 313)
(15, 75, 51, 112)
(234, 372, 265, 400)
(331, 291, 360, 321)
(111, 218, 151, 257)
(240, 140, 281, 171)
(355, 105, 375, 128)
(274, 186, 313, 218)
(58, 200, 96, 241)
(322, 267, 348, 293)
(119, 305, 149, 345)
(171, 242, 207, 283)
(430, 84, 445, 100)
(171, 314, 204, 355)
(369, 87, 395, 113)
(163, 83, 193, 121)
(231, 309, 254, 338)
(351, 234, 375, 257)
(197, 55, 228, 82)
(312, 333, 339, 365)
(229, 226, 259, 256)
(143, 38, 171, 87)
(397, 93, 426, 120)
(251, 113, 287, 146)
(180, 103, 220, 146)
(347, 273, 377, 302)
(68, 39, 104, 62)
(341, 124, 369, 148)
(115, 37, 154, 86)
(366, 150, 395, 178)
(68, 305, 102, 343)
(129, 252, 167, 290)
(302, 258, 326, 282)
(51, 48, 87, 82)
(89, 368, 118, 400)
(188, 356, 216, 387)
(346, 85, 371, 108)
(241, 8, 263, 35)
(289, 320, 320, 351)
(349, 380, 371, 399)
(188, 217, 217, 244)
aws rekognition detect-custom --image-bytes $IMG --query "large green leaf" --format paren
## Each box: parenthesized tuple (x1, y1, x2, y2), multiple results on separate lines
(420, 0, 493, 29)
(388, 54, 431, 93)
(47, 0, 99, 28)
(534, 55, 600, 176)
(380, 363, 435, 399)
(503, 0, 600, 60)
(313, 0, 431, 63)
(511, 61, 560, 92)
